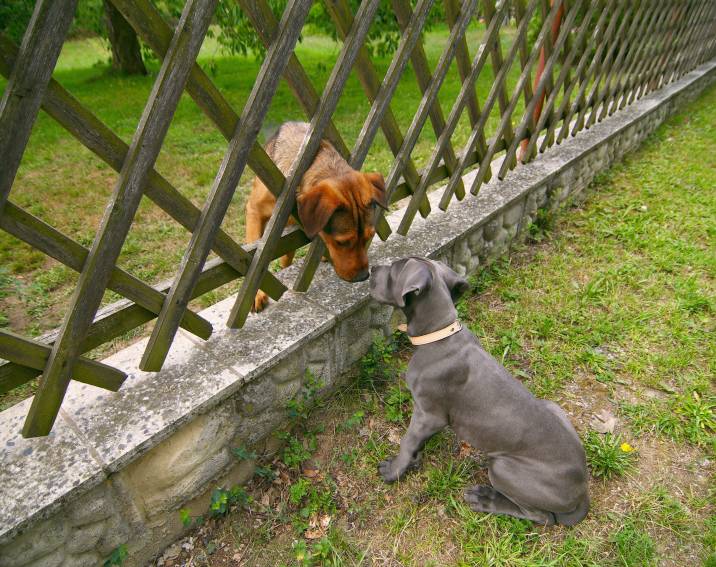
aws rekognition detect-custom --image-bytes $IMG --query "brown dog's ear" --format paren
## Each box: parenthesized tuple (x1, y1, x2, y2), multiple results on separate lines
(365, 172, 388, 210)
(297, 180, 343, 238)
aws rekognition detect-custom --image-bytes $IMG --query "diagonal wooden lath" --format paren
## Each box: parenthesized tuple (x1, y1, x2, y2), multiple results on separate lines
(0, 0, 78, 214)
(140, 0, 315, 371)
(227, 0, 384, 330)
(22, 0, 219, 437)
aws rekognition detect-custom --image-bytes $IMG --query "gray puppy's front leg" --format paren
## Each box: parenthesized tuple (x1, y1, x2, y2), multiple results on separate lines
(379, 407, 445, 483)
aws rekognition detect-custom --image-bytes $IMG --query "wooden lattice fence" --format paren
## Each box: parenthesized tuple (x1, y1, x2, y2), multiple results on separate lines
(1, 0, 715, 437)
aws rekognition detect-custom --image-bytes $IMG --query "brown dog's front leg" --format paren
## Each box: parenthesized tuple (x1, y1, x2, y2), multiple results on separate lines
(245, 200, 270, 312)
(379, 408, 445, 483)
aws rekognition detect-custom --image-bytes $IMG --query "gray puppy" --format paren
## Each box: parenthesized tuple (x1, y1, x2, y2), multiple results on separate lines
(369, 257, 589, 526)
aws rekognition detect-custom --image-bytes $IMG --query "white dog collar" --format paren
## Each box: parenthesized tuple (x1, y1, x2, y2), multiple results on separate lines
(397, 320, 462, 346)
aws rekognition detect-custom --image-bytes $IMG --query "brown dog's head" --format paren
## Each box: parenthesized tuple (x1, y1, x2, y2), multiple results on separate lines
(297, 171, 387, 282)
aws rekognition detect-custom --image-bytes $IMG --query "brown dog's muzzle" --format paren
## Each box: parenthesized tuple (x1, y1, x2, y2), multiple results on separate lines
(350, 269, 369, 283)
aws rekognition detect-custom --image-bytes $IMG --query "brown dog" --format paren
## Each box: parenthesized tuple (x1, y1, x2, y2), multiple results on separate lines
(245, 122, 387, 311)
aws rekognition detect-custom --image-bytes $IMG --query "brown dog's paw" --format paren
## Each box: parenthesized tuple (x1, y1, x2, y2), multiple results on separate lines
(252, 290, 270, 312)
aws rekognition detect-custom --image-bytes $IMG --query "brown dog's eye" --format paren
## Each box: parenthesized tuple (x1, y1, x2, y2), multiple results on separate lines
(334, 238, 352, 248)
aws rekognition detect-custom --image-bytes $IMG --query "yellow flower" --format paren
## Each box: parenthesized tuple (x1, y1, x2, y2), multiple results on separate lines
(620, 442, 635, 453)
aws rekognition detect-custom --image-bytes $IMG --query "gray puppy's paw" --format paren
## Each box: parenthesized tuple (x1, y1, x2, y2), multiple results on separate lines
(378, 458, 403, 483)
(378, 455, 420, 483)
(463, 485, 495, 509)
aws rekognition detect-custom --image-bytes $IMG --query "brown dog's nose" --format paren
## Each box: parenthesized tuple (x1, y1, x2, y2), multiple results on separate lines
(351, 269, 369, 283)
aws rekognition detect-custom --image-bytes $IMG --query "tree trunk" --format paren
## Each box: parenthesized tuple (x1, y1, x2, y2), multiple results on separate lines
(103, 0, 146, 75)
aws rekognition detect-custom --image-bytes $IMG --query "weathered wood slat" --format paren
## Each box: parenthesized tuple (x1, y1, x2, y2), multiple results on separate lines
(22, 0, 219, 438)
(445, 0, 524, 202)
(0, 330, 126, 394)
(0, 201, 212, 339)
(467, 0, 551, 196)
(640, 0, 700, 100)
(443, 0, 482, 130)
(553, 1, 623, 146)
(598, 1, 664, 121)
(0, 226, 309, 390)
(140, 0, 314, 370)
(0, 34, 285, 303)
(388, 0, 480, 235)
(352, 0, 438, 169)
(473, 0, 564, 190)
(522, 0, 602, 157)
(664, 1, 716, 87)
(239, 0, 350, 158)
(110, 0, 286, 198)
(565, 1, 631, 139)
(0, 365, 38, 397)
(429, 1, 511, 210)
(543, 0, 615, 152)
(616, 1, 680, 112)
(525, 0, 560, 154)
(683, 2, 716, 73)
(482, 0, 518, 170)
(510, 0, 540, 164)
(584, 1, 646, 128)
(392, 0, 467, 196)
(228, 0, 382, 329)
(499, 0, 582, 178)
(648, 0, 696, 90)
(685, 2, 716, 71)
(682, 2, 716, 73)
(323, 0, 431, 235)
(0, 0, 78, 214)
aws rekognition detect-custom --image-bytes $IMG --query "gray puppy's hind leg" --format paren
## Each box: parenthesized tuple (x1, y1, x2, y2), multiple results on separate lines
(464, 485, 556, 526)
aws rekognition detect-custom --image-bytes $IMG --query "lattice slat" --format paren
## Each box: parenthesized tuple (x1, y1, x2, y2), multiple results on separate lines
(111, 0, 286, 200)
(0, 0, 78, 212)
(22, 0, 219, 437)
(499, 0, 582, 177)
(140, 0, 315, 371)
(564, 1, 629, 140)
(389, 0, 481, 235)
(468, 0, 554, 195)
(638, 1, 697, 102)
(0, 34, 285, 302)
(0, 330, 125, 392)
(524, 0, 604, 157)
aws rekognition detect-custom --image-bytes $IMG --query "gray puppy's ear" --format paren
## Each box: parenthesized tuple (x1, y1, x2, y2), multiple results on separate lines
(395, 258, 433, 307)
(434, 260, 470, 304)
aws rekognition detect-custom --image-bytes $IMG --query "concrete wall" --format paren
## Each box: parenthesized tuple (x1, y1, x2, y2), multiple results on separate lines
(1, 60, 714, 567)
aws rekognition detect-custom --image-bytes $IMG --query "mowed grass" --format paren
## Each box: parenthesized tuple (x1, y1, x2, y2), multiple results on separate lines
(153, 84, 716, 566)
(0, 21, 522, 343)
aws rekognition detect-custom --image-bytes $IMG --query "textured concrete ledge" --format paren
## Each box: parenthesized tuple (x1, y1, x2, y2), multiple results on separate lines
(1, 59, 714, 567)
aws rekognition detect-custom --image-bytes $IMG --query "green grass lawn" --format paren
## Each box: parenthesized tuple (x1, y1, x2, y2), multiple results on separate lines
(0, 22, 523, 342)
(153, 84, 716, 566)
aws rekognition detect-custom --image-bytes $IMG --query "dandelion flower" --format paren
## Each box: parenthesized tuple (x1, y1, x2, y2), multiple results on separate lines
(620, 442, 635, 453)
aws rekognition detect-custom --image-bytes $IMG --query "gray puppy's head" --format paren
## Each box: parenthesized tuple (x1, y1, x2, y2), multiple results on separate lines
(369, 257, 469, 310)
